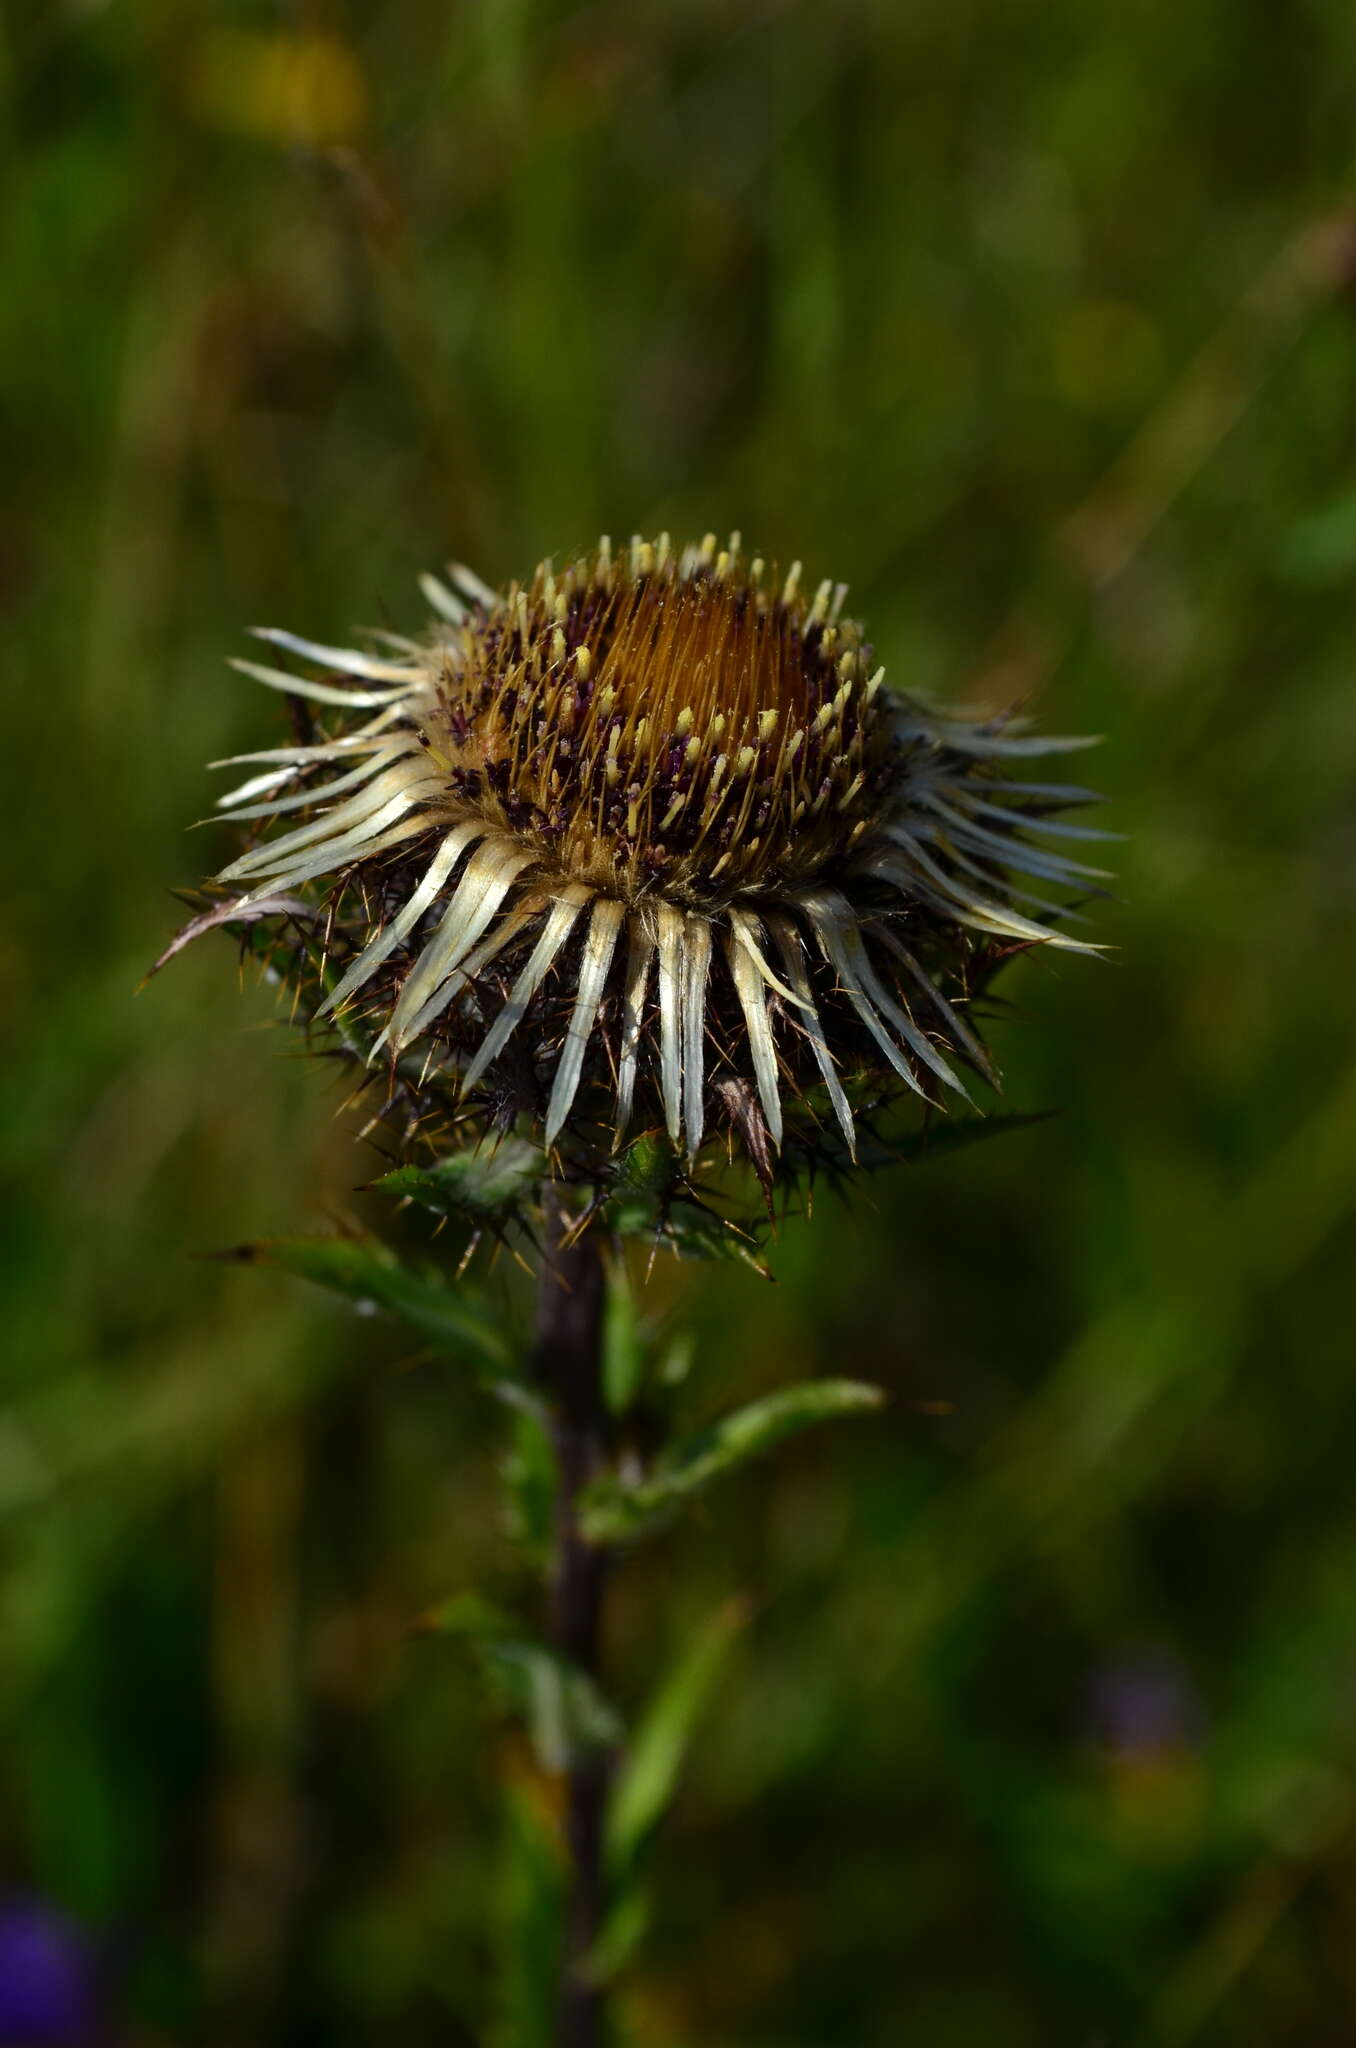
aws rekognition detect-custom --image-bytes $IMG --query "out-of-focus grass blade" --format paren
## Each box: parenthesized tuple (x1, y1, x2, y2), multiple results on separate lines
(585, 1889, 651, 1988)
(490, 1777, 563, 2048)
(606, 1596, 748, 1884)
(220, 1233, 516, 1380)
(579, 1380, 885, 1542)
(591, 1598, 748, 1979)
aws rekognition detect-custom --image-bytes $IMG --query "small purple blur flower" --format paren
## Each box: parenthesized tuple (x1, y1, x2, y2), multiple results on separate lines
(1086, 1650, 1204, 1757)
(0, 1902, 103, 2047)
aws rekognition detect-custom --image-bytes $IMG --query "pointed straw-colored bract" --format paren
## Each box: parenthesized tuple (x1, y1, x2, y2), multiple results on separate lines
(193, 533, 1109, 1169)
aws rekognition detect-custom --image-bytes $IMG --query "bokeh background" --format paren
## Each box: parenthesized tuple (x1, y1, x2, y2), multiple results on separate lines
(7, 1, 1356, 2042)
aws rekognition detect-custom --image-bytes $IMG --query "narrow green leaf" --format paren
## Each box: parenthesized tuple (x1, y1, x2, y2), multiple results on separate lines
(501, 1407, 557, 1564)
(605, 1597, 747, 1886)
(579, 1379, 886, 1542)
(659, 1331, 694, 1389)
(602, 1265, 645, 1416)
(584, 1889, 651, 1987)
(490, 1779, 562, 2048)
(222, 1234, 514, 1379)
(372, 1136, 543, 1222)
(421, 1593, 623, 1772)
(478, 1639, 623, 1773)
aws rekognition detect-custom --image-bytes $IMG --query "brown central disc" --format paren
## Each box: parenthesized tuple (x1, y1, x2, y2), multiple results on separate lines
(421, 537, 894, 908)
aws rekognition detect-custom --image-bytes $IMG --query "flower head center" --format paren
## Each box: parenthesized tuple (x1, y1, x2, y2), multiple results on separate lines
(423, 535, 893, 907)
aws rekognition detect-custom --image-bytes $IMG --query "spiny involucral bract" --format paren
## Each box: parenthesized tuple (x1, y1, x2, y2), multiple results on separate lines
(192, 533, 1108, 1175)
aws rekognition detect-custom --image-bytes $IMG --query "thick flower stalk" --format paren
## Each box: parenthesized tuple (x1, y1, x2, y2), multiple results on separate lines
(204, 532, 1105, 1171)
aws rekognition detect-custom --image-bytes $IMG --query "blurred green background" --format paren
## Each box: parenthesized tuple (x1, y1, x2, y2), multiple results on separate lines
(7, 1, 1356, 2042)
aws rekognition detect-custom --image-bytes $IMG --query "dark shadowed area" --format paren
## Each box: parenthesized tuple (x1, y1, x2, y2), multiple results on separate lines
(5, 2, 1356, 2043)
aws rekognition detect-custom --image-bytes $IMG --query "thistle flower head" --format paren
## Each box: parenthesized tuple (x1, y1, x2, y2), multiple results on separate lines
(191, 533, 1106, 1177)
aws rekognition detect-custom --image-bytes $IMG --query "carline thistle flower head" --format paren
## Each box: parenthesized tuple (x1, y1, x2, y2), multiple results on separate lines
(194, 532, 1106, 1177)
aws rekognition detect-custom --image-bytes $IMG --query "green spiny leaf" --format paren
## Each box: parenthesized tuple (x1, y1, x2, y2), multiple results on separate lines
(604, 1132, 674, 1209)
(221, 1233, 515, 1380)
(598, 1136, 770, 1272)
(372, 1136, 544, 1223)
(661, 1199, 770, 1272)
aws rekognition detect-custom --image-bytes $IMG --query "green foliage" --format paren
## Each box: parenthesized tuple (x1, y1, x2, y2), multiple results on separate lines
(1278, 485, 1356, 586)
(423, 1591, 622, 1773)
(601, 1263, 646, 1417)
(372, 1137, 544, 1226)
(600, 1137, 771, 1272)
(491, 1781, 563, 2048)
(500, 1407, 557, 1565)
(222, 1233, 517, 1381)
(579, 1381, 887, 1543)
(605, 1598, 747, 1898)
(12, 2, 1356, 2041)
